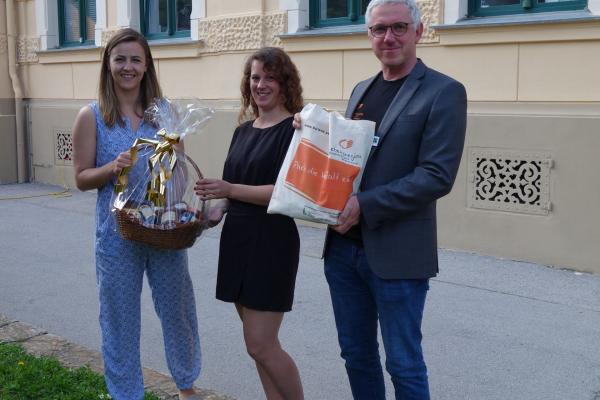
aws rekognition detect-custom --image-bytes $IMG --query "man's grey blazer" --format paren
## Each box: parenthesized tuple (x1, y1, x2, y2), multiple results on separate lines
(342, 59, 467, 279)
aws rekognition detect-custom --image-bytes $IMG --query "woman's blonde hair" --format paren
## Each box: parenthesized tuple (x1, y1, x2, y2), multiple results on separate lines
(238, 47, 304, 124)
(98, 28, 162, 127)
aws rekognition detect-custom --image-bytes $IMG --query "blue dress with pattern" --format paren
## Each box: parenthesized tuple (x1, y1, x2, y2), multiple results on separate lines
(91, 102, 201, 400)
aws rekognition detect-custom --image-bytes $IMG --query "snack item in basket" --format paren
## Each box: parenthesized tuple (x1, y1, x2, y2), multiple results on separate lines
(162, 210, 177, 227)
(174, 202, 188, 218)
(154, 206, 165, 225)
(139, 204, 155, 226)
(180, 211, 196, 224)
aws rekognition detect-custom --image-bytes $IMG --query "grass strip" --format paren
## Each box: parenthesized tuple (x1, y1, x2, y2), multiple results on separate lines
(0, 342, 160, 400)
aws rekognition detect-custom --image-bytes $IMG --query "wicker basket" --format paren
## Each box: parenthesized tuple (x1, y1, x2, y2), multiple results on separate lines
(115, 154, 207, 250)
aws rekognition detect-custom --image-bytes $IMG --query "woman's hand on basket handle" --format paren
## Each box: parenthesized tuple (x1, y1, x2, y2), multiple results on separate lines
(112, 151, 133, 176)
(195, 178, 274, 206)
(194, 178, 232, 200)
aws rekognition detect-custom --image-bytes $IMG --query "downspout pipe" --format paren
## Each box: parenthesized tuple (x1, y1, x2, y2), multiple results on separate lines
(6, 0, 28, 183)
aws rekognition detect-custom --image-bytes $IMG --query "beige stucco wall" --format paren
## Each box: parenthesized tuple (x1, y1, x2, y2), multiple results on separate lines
(5, 0, 600, 273)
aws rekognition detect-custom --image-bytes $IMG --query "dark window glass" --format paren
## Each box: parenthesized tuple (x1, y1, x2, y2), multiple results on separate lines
(63, 0, 81, 43)
(176, 0, 192, 31)
(310, 0, 372, 28)
(59, 0, 96, 46)
(142, 0, 191, 38)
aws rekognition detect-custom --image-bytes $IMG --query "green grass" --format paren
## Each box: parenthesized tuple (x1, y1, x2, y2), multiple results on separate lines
(0, 343, 161, 400)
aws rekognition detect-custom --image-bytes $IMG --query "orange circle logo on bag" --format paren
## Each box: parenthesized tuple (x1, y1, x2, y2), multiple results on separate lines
(339, 139, 354, 149)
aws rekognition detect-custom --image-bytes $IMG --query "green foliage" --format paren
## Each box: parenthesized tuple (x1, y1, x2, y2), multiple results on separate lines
(0, 343, 161, 400)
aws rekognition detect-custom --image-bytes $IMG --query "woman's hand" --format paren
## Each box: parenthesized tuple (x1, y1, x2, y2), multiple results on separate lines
(207, 206, 227, 228)
(292, 113, 302, 129)
(112, 151, 133, 176)
(194, 178, 232, 200)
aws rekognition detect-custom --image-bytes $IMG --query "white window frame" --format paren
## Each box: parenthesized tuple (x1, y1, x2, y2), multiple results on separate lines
(35, 0, 107, 49)
(443, 0, 600, 23)
(280, 0, 309, 33)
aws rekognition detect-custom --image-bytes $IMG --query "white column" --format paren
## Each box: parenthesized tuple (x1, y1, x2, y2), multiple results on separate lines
(35, 0, 59, 50)
(95, 0, 107, 46)
(190, 0, 206, 40)
(444, 0, 468, 23)
(589, 0, 600, 15)
(279, 0, 309, 33)
(118, 0, 141, 31)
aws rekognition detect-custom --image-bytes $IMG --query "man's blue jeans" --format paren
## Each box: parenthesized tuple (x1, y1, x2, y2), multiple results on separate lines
(324, 234, 430, 400)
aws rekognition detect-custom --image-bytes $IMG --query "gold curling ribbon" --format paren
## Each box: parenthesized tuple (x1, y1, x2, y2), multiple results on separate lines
(114, 129, 180, 208)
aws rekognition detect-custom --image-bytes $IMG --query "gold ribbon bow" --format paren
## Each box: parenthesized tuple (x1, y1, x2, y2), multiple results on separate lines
(114, 129, 180, 208)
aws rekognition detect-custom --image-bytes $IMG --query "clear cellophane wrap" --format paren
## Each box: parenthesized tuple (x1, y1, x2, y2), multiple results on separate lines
(111, 98, 214, 249)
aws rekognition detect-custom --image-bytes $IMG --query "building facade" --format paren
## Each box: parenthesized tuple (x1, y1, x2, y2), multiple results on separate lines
(1, 0, 599, 273)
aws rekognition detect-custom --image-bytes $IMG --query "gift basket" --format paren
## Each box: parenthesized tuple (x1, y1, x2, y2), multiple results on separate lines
(112, 98, 214, 250)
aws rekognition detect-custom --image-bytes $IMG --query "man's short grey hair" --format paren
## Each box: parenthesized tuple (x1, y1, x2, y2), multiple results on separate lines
(365, 0, 422, 30)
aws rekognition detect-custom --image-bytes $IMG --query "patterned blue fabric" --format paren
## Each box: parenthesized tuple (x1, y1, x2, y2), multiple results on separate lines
(91, 103, 201, 400)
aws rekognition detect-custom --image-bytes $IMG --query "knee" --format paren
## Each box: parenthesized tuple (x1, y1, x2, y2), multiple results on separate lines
(244, 336, 277, 364)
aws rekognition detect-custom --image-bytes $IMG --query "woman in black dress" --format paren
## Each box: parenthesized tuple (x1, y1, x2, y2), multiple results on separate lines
(195, 47, 304, 399)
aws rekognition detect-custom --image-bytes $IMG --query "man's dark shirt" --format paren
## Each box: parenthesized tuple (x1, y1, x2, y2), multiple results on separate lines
(342, 72, 407, 243)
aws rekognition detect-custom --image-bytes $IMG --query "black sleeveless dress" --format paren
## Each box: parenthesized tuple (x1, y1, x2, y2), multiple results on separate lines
(216, 117, 300, 312)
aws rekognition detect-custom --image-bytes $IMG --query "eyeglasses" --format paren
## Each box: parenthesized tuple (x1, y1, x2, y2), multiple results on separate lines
(368, 22, 412, 38)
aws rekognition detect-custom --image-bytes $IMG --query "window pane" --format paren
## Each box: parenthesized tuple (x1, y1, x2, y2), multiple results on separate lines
(63, 0, 81, 43)
(480, 0, 520, 6)
(86, 0, 97, 42)
(538, 0, 576, 3)
(147, 0, 169, 34)
(361, 0, 371, 15)
(321, 0, 348, 19)
(176, 0, 192, 31)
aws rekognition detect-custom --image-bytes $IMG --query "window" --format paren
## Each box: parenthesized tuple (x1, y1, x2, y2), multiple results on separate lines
(469, 0, 586, 16)
(310, 0, 372, 28)
(58, 0, 97, 46)
(140, 0, 192, 39)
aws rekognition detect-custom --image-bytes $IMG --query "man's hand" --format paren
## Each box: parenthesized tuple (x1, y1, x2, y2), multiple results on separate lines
(332, 195, 360, 234)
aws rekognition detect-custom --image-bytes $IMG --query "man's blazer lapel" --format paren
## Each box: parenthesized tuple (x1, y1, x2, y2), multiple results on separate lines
(374, 61, 427, 152)
(345, 75, 377, 119)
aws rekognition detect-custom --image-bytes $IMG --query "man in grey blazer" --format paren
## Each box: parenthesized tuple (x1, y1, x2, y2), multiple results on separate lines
(299, 0, 467, 399)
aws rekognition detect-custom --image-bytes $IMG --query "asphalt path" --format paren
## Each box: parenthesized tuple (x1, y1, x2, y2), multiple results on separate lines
(1, 183, 600, 400)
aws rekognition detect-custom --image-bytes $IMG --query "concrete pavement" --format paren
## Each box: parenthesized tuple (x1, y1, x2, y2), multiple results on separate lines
(1, 182, 600, 400)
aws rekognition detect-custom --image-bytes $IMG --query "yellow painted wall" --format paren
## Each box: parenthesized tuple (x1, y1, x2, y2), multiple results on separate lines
(5, 0, 600, 272)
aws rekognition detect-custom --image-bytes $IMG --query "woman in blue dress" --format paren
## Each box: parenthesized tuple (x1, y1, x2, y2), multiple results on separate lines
(72, 28, 201, 400)
(195, 47, 305, 399)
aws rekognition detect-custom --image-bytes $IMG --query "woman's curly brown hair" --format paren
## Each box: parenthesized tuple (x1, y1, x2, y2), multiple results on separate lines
(238, 47, 304, 123)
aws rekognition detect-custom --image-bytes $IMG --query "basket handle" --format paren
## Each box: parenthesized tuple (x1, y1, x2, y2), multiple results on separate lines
(184, 153, 203, 180)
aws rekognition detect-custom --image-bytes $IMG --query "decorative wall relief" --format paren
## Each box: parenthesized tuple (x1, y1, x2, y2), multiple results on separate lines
(198, 12, 286, 53)
(54, 128, 73, 166)
(17, 36, 40, 63)
(468, 148, 553, 215)
(416, 0, 441, 43)
(0, 35, 7, 54)
(101, 29, 120, 47)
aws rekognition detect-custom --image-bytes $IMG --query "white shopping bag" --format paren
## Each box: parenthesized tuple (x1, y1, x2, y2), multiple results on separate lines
(268, 103, 375, 224)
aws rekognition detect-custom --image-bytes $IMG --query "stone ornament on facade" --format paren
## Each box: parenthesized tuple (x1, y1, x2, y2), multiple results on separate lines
(101, 29, 121, 48)
(417, 0, 441, 43)
(17, 36, 40, 63)
(198, 12, 286, 53)
(0, 35, 7, 54)
(467, 147, 553, 215)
